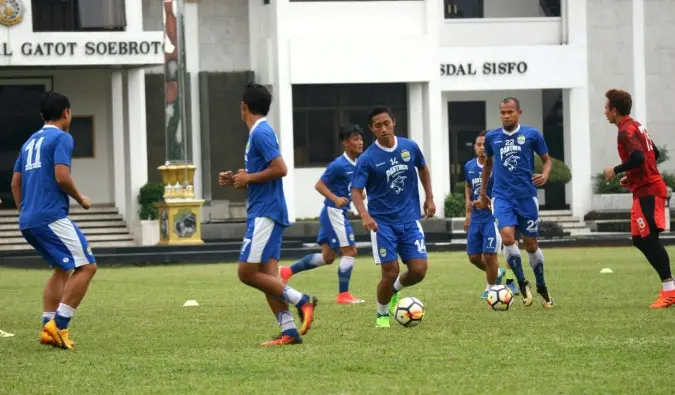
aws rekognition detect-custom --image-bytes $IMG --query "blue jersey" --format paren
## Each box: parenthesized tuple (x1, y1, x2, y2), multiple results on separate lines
(464, 158, 494, 224)
(13, 125, 72, 230)
(352, 137, 425, 225)
(320, 153, 357, 211)
(484, 125, 548, 199)
(245, 119, 289, 227)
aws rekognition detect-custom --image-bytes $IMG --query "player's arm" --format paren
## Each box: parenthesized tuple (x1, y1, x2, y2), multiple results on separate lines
(246, 157, 287, 184)
(413, 143, 435, 218)
(480, 157, 492, 199)
(10, 172, 21, 211)
(234, 131, 287, 188)
(351, 158, 377, 231)
(606, 129, 645, 180)
(315, 163, 347, 207)
(54, 134, 89, 208)
(533, 153, 552, 186)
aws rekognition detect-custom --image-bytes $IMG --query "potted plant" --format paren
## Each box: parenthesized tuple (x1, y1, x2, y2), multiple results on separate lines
(137, 182, 164, 245)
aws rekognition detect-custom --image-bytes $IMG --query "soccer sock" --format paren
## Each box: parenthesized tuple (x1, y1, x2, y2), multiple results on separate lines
(634, 235, 673, 283)
(42, 312, 55, 326)
(663, 281, 675, 291)
(276, 311, 299, 337)
(528, 248, 546, 287)
(376, 302, 389, 316)
(281, 285, 309, 307)
(290, 253, 325, 274)
(54, 303, 75, 330)
(503, 244, 526, 283)
(337, 256, 355, 294)
(393, 276, 406, 292)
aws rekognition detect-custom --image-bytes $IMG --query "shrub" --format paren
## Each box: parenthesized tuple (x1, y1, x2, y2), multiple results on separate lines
(138, 182, 165, 220)
(535, 156, 571, 185)
(444, 193, 466, 218)
(594, 173, 628, 194)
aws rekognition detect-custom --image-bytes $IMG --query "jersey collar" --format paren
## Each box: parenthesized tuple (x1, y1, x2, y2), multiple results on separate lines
(249, 117, 267, 134)
(375, 136, 398, 153)
(501, 124, 521, 137)
(342, 152, 357, 166)
(42, 124, 60, 130)
(476, 158, 484, 169)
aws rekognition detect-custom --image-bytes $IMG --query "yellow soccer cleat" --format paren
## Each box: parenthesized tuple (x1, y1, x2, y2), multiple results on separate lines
(43, 319, 74, 350)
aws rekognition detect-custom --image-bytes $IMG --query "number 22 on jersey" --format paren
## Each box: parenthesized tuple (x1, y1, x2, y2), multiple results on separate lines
(24, 136, 45, 171)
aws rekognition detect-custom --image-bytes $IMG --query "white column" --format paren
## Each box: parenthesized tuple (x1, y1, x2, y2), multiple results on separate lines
(111, 71, 127, 219)
(184, 0, 202, 200)
(126, 68, 149, 237)
(271, 0, 296, 222)
(632, 0, 647, 123)
(423, 80, 448, 218)
(565, 88, 592, 218)
(125, 0, 144, 32)
(408, 83, 425, 152)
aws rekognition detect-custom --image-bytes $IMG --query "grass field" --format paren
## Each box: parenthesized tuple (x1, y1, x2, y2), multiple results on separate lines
(2, 247, 675, 394)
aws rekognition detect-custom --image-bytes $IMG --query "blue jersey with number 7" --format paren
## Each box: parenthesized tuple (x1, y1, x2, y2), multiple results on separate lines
(13, 125, 73, 230)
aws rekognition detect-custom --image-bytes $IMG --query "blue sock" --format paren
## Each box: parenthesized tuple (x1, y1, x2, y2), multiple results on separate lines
(281, 285, 310, 307)
(276, 311, 300, 338)
(54, 303, 75, 330)
(338, 256, 355, 293)
(42, 312, 55, 326)
(504, 244, 526, 283)
(54, 314, 71, 330)
(290, 253, 325, 274)
(528, 248, 546, 287)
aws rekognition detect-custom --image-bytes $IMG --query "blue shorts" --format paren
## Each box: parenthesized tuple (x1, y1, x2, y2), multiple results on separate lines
(239, 217, 285, 263)
(492, 196, 540, 237)
(467, 220, 502, 255)
(21, 218, 96, 270)
(370, 220, 427, 264)
(317, 206, 356, 251)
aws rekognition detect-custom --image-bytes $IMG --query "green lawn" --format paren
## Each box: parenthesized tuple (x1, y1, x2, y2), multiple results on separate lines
(1, 247, 675, 395)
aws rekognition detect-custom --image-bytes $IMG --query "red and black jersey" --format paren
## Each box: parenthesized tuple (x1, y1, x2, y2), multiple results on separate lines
(616, 117, 666, 198)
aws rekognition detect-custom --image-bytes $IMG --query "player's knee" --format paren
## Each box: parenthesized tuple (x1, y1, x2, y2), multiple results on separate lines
(323, 255, 336, 265)
(500, 233, 516, 246)
(75, 263, 97, 277)
(380, 262, 399, 282)
(468, 255, 482, 267)
(522, 237, 538, 253)
(341, 246, 357, 257)
(237, 264, 256, 285)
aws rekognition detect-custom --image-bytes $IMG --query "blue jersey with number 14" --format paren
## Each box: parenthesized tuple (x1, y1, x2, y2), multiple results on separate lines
(14, 125, 73, 230)
(484, 125, 548, 199)
(352, 137, 425, 225)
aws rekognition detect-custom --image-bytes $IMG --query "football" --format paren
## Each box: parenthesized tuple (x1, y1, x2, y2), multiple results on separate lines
(486, 285, 514, 311)
(394, 296, 425, 327)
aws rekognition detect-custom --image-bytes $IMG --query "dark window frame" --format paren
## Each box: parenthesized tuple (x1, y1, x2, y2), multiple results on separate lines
(70, 115, 96, 159)
(293, 83, 408, 168)
(31, 0, 126, 32)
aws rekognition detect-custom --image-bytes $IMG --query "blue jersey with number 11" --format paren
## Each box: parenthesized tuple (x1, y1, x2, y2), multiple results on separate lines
(484, 125, 548, 199)
(14, 125, 73, 230)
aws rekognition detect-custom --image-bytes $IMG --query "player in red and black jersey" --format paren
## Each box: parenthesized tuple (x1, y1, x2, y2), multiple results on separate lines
(603, 89, 675, 308)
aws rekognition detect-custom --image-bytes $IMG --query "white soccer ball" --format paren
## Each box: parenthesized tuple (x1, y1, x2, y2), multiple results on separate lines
(394, 296, 425, 327)
(486, 285, 514, 311)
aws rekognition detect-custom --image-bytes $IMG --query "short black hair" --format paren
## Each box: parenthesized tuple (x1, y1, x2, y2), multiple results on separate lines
(40, 91, 70, 121)
(500, 97, 520, 110)
(339, 124, 363, 141)
(368, 105, 395, 125)
(478, 130, 488, 137)
(242, 82, 272, 116)
(605, 89, 632, 116)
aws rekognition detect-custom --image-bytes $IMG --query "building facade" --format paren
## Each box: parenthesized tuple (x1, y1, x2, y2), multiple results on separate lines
(0, 0, 673, 238)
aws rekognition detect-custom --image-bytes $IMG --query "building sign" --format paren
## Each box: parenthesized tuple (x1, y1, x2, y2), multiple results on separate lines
(0, 0, 24, 27)
(441, 62, 528, 76)
(0, 41, 163, 57)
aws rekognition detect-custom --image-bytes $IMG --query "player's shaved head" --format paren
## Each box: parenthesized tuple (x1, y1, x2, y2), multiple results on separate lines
(500, 97, 520, 110)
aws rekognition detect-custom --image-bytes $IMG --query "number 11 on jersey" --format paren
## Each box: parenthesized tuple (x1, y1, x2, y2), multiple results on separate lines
(25, 136, 45, 171)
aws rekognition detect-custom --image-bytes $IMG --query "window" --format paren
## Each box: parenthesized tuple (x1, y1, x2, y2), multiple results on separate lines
(293, 84, 408, 167)
(70, 116, 95, 158)
(444, 0, 483, 19)
(32, 0, 126, 32)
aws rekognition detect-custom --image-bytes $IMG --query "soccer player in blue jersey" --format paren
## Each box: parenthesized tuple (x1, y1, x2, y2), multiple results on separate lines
(480, 97, 554, 308)
(218, 82, 317, 346)
(279, 124, 365, 304)
(464, 131, 512, 299)
(351, 106, 435, 328)
(11, 92, 96, 350)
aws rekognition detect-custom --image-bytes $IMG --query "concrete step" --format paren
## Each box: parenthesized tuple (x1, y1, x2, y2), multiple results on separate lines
(0, 233, 133, 246)
(0, 220, 127, 231)
(539, 210, 572, 217)
(0, 206, 119, 217)
(541, 216, 583, 223)
(0, 214, 123, 224)
(0, 227, 130, 238)
(3, 240, 137, 251)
